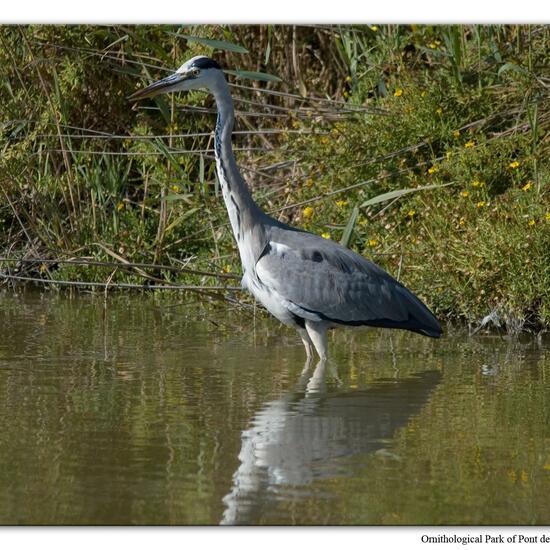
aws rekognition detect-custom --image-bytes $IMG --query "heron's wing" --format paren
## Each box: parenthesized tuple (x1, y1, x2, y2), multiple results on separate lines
(255, 227, 441, 337)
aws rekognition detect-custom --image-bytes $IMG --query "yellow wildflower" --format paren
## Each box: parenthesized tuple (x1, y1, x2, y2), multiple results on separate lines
(394, 88, 403, 97)
(116, 202, 125, 211)
(428, 42, 438, 49)
(370, 25, 378, 32)
(461, 190, 470, 198)
(420, 91, 427, 97)
(222, 265, 231, 273)
(509, 161, 520, 169)
(303, 206, 314, 219)
(435, 107, 443, 115)
(471, 180, 485, 188)
(476, 201, 486, 208)
(522, 181, 533, 191)
(452, 130, 461, 138)
(528, 219, 536, 227)
(520, 471, 529, 483)
(305, 178, 314, 187)
(407, 209, 416, 218)
(345, 75, 352, 82)
(446, 151, 453, 159)
(428, 166, 439, 174)
(335, 200, 348, 208)
(546, 213, 550, 223)
(171, 185, 180, 192)
(464, 141, 475, 148)
(368, 239, 378, 247)
(320, 136, 329, 145)
(459, 217, 466, 225)
(321, 232, 331, 239)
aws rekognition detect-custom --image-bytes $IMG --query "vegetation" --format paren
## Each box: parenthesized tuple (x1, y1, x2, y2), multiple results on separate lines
(1, 25, 549, 331)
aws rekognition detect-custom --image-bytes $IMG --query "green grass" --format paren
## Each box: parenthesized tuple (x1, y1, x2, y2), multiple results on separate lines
(1, 25, 549, 331)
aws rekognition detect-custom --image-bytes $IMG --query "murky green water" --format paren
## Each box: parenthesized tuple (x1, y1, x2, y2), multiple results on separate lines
(0, 291, 549, 525)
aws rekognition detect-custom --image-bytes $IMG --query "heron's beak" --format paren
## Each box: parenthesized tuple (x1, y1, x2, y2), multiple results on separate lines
(129, 72, 188, 101)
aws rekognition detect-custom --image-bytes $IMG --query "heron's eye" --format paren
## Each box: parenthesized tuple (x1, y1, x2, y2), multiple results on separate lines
(192, 68, 200, 76)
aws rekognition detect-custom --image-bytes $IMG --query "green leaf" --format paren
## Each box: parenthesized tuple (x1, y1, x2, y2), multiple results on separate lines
(168, 33, 249, 54)
(361, 182, 455, 208)
(224, 69, 282, 83)
(416, 46, 449, 59)
(199, 154, 205, 194)
(153, 95, 171, 126)
(498, 62, 529, 78)
(340, 206, 359, 248)
(102, 34, 128, 51)
(164, 193, 193, 202)
(264, 26, 272, 65)
(377, 78, 388, 98)
(152, 139, 186, 178)
(164, 207, 201, 235)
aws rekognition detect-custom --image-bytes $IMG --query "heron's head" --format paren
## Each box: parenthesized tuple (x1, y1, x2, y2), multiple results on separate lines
(129, 56, 223, 101)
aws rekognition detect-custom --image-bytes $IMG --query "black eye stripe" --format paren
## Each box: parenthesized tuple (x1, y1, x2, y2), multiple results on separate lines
(191, 57, 221, 70)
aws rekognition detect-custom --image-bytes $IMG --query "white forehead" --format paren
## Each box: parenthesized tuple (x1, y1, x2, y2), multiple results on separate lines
(176, 56, 210, 74)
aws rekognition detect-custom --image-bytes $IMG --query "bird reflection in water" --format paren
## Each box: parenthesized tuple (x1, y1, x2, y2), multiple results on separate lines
(221, 362, 440, 525)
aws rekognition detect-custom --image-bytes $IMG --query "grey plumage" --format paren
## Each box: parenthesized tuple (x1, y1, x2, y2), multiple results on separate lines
(131, 55, 442, 360)
(256, 222, 441, 337)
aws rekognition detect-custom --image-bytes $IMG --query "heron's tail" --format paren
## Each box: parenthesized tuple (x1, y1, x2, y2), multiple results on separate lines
(354, 283, 443, 338)
(395, 284, 442, 338)
(411, 325, 443, 339)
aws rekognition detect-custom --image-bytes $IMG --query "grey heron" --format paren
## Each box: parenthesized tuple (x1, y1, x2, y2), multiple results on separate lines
(130, 56, 442, 360)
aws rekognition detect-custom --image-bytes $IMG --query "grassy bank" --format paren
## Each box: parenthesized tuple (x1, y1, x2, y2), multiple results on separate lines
(1, 25, 549, 331)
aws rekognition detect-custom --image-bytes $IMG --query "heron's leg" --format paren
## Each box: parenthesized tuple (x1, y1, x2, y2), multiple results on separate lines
(304, 321, 328, 361)
(305, 358, 327, 394)
(297, 327, 314, 362)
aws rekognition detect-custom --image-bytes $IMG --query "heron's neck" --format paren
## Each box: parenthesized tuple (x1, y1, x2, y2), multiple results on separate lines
(212, 82, 265, 269)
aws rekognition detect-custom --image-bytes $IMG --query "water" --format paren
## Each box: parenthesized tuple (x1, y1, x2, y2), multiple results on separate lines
(0, 291, 549, 525)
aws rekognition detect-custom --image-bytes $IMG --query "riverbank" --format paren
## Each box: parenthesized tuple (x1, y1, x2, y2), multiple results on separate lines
(1, 25, 548, 331)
